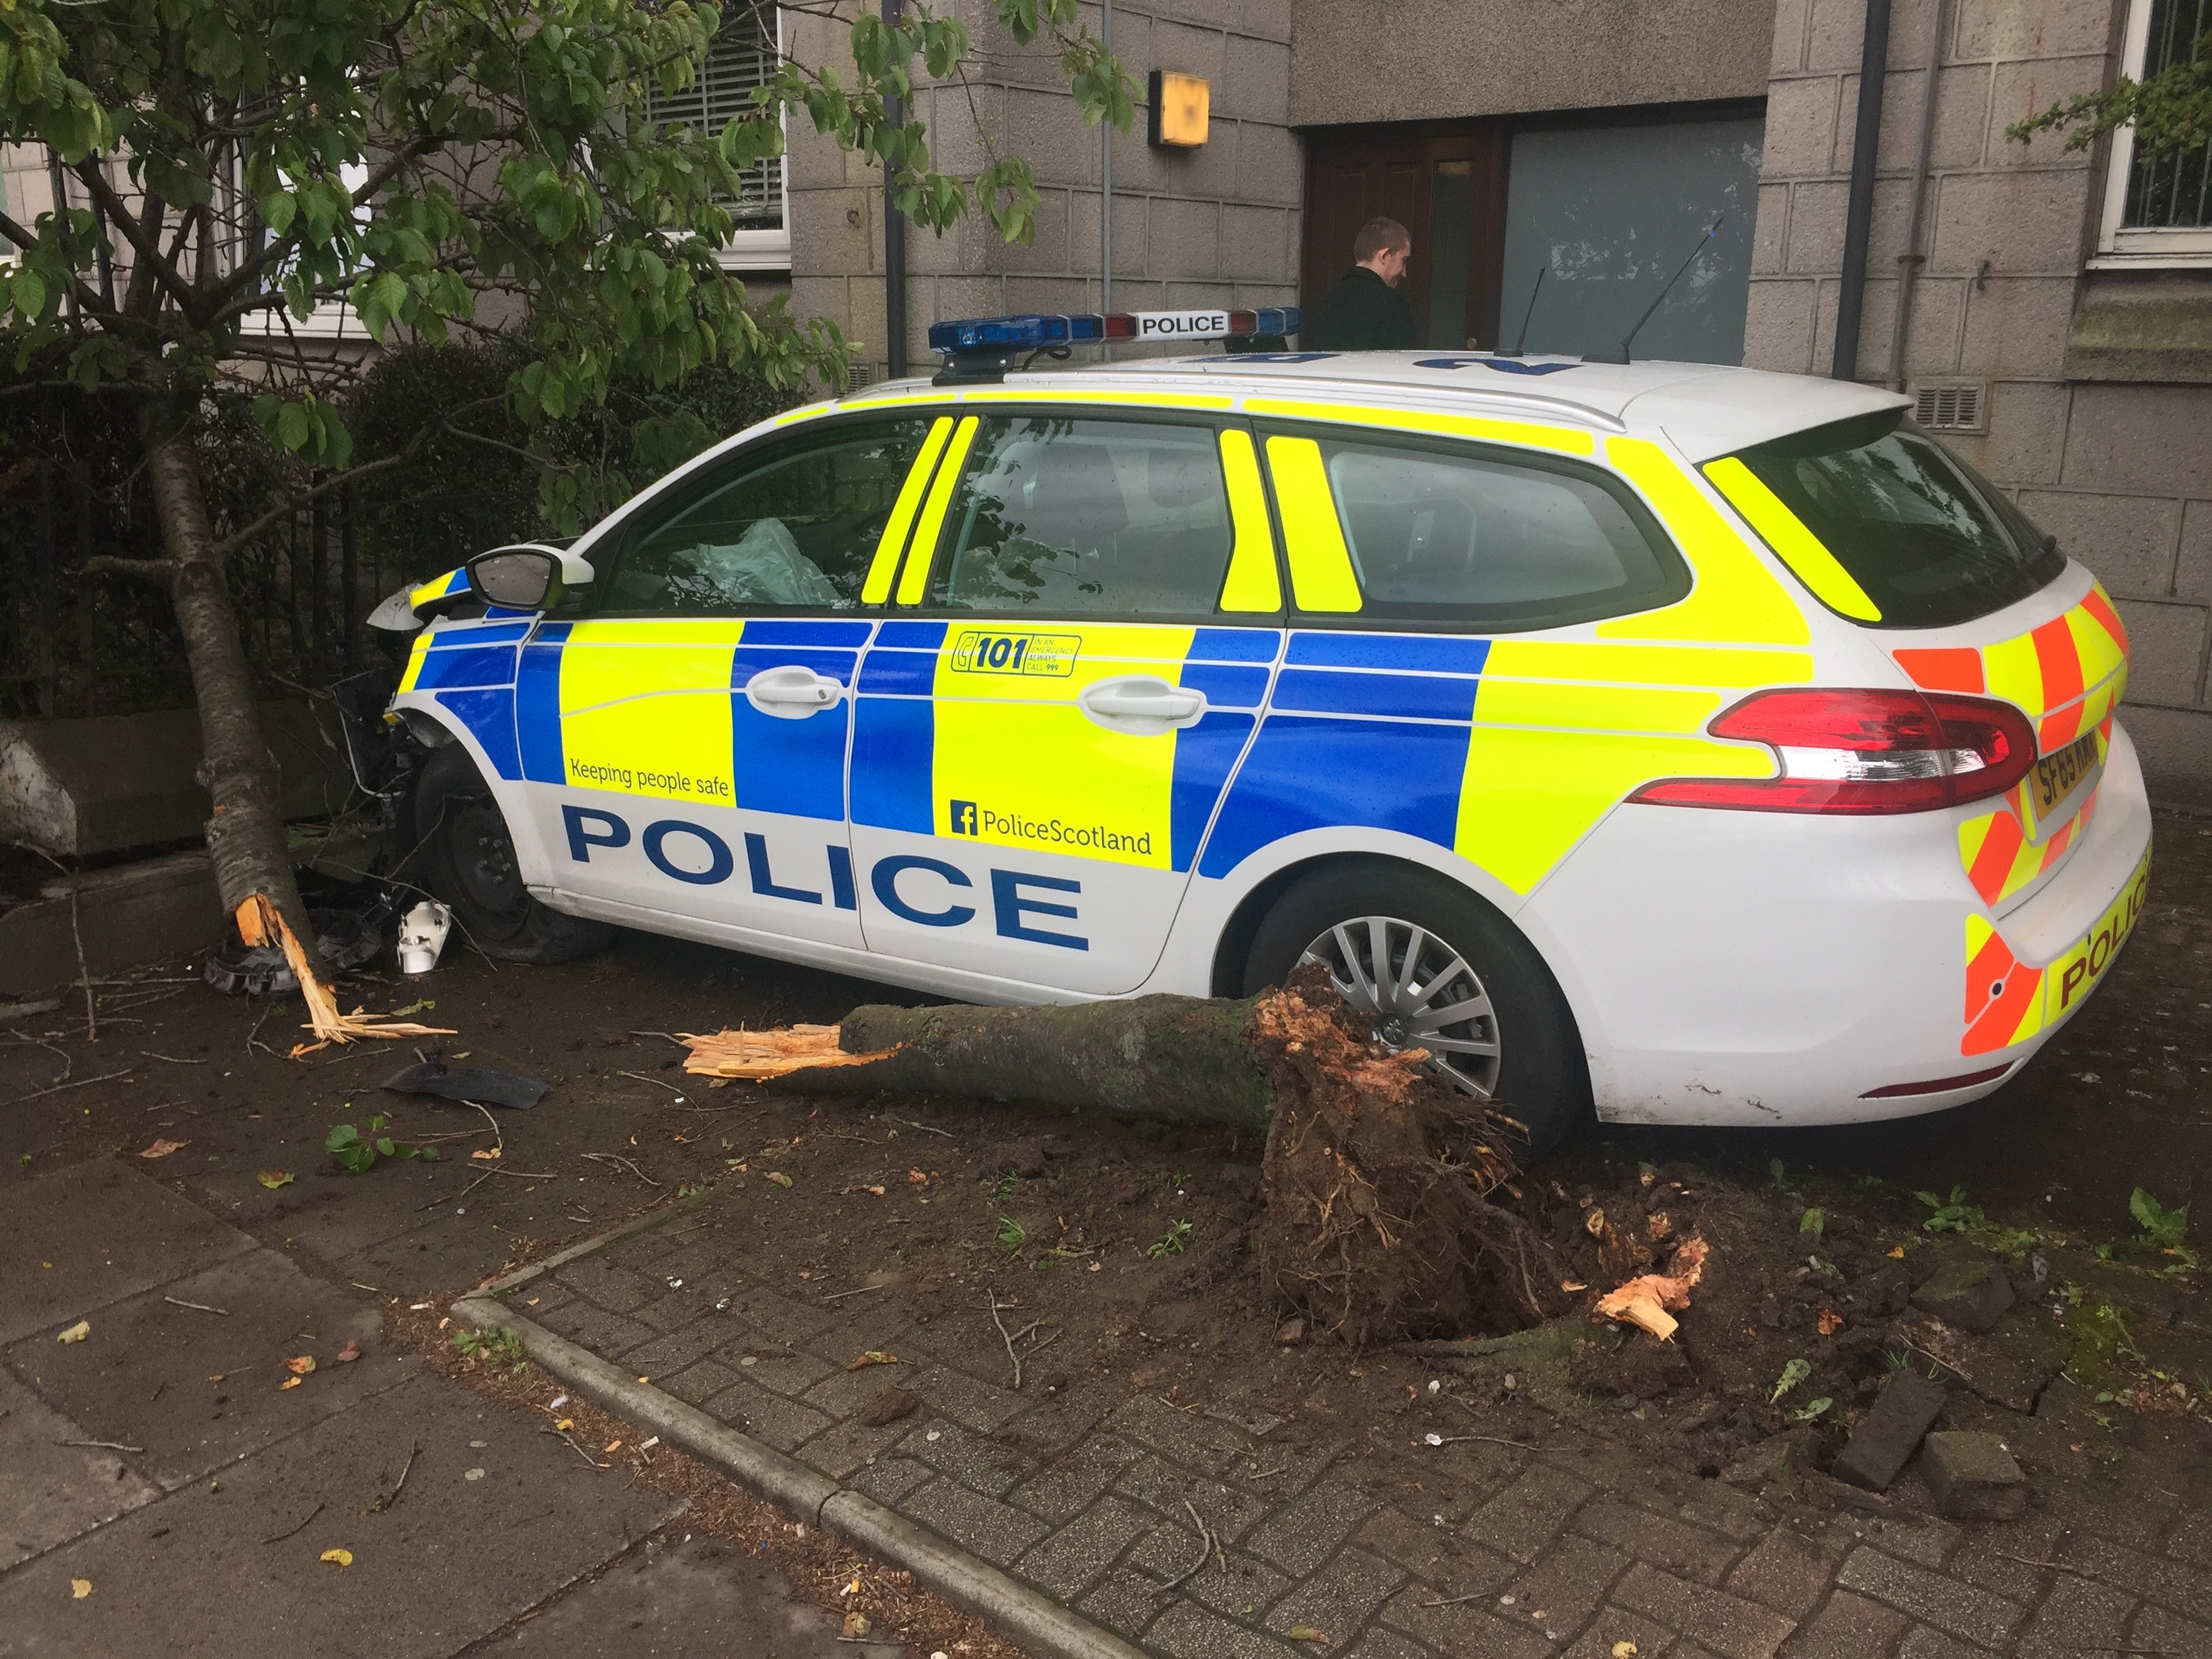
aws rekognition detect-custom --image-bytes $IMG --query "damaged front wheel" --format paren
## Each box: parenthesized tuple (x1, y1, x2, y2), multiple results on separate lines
(412, 743, 614, 964)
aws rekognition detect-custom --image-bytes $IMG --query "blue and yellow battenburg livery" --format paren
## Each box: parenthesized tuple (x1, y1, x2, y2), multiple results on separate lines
(388, 314, 2151, 1132)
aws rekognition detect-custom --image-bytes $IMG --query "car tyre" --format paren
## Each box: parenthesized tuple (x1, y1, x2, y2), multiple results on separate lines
(1241, 861, 1589, 1155)
(413, 743, 615, 965)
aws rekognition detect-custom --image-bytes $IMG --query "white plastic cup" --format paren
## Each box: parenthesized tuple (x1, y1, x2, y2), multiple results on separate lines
(397, 900, 453, 975)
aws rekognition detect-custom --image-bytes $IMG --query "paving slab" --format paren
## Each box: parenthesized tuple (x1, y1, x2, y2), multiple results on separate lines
(0, 1370, 681, 1659)
(0, 1159, 253, 1344)
(3, 1246, 410, 1492)
(484, 1532, 849, 1657)
(0, 1368, 162, 1568)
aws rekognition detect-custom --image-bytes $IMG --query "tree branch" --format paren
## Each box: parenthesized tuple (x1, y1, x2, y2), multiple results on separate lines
(211, 443, 426, 558)
(75, 554, 178, 584)
(72, 159, 196, 320)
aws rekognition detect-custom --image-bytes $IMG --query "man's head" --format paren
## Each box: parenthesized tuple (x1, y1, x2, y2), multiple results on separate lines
(1353, 217, 1412, 287)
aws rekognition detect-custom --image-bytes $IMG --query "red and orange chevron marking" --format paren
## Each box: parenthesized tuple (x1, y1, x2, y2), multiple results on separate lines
(1905, 581, 2137, 1058)
(1895, 581, 2130, 912)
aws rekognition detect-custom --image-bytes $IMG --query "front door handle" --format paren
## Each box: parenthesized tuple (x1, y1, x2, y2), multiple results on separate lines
(1077, 675, 1207, 736)
(744, 664, 843, 720)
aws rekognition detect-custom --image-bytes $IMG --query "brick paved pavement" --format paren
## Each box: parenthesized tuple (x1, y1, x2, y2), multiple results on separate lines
(495, 1212, 2212, 1658)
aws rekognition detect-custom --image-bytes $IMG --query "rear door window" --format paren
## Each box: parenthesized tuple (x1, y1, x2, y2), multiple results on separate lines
(1260, 428, 1687, 628)
(1710, 412, 2064, 628)
(929, 416, 1239, 614)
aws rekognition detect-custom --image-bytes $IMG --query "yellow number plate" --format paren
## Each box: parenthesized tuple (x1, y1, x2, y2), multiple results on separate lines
(2030, 728, 2101, 823)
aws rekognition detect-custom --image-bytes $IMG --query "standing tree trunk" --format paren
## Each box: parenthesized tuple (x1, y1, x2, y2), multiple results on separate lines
(137, 386, 328, 982)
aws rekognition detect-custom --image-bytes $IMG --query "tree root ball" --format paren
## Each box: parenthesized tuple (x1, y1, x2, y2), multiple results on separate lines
(1251, 965, 1567, 1348)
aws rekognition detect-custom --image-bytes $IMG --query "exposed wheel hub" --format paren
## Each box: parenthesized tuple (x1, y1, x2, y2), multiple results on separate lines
(1296, 914, 1502, 1098)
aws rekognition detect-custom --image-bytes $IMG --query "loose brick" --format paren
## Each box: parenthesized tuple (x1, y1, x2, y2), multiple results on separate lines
(1574, 1493, 1741, 1585)
(1727, 1527, 1853, 1620)
(1908, 1253, 2015, 1333)
(1263, 1546, 1406, 1639)
(1831, 1373, 1947, 1492)
(902, 1479, 1051, 1566)
(1243, 1478, 1375, 1577)
(1012, 1495, 1154, 1600)
(1611, 1563, 1797, 1659)
(1835, 1548, 2024, 1647)
(1775, 1588, 1909, 1658)
(1918, 1432, 2026, 1521)
(1462, 1467, 1593, 1565)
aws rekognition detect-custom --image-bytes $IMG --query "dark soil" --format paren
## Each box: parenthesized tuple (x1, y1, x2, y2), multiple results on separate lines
(7, 810, 2212, 1553)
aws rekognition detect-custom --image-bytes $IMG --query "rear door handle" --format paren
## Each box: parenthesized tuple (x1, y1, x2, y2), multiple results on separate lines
(1077, 675, 1207, 736)
(744, 664, 843, 720)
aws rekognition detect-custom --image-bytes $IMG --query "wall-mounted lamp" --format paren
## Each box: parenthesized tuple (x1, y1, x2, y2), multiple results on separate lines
(1147, 70, 1210, 148)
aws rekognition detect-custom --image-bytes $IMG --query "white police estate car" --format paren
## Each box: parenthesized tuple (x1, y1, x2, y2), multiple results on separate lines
(378, 310, 2147, 1149)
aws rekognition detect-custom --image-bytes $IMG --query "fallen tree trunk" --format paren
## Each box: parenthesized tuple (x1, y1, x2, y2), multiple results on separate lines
(684, 969, 1569, 1344)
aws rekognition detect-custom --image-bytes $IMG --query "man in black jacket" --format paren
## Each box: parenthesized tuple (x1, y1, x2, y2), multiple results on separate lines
(1301, 217, 1417, 350)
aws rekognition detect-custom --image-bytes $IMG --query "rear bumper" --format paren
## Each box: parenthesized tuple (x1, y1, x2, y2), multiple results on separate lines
(1519, 721, 2153, 1127)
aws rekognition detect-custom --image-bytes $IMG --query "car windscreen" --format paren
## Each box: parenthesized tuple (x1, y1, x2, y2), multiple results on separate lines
(1719, 412, 2064, 629)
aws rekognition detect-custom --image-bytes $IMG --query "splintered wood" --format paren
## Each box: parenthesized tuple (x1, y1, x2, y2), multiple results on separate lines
(679, 1025, 895, 1080)
(233, 896, 456, 1057)
(1593, 1234, 1710, 1343)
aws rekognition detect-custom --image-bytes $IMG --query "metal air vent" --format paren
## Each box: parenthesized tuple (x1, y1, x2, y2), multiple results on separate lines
(848, 363, 876, 389)
(1912, 382, 1985, 432)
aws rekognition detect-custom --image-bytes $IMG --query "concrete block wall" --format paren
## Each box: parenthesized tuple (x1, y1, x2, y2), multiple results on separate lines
(1749, 0, 2212, 805)
(783, 0, 1299, 382)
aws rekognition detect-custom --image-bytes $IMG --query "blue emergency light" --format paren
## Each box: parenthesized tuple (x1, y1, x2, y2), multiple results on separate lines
(926, 306, 1301, 382)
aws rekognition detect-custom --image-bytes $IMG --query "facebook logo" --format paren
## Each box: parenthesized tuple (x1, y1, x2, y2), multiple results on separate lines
(949, 800, 979, 836)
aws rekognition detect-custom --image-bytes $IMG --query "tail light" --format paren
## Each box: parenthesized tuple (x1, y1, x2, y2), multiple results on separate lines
(1630, 688, 2038, 815)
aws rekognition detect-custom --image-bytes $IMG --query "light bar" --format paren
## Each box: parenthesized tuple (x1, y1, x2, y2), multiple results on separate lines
(928, 307, 1300, 355)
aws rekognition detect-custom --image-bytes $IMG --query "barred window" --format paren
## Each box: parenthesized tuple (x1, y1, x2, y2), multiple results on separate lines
(2123, 0, 2212, 229)
(646, 0, 783, 233)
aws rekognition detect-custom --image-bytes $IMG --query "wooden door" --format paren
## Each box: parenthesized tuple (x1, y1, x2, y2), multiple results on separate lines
(1300, 128, 1509, 350)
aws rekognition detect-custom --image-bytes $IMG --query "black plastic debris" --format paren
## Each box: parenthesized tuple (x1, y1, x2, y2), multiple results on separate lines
(382, 1061, 550, 1110)
(204, 907, 387, 996)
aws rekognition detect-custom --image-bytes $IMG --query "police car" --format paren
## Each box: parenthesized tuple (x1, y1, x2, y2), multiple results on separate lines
(375, 308, 2148, 1151)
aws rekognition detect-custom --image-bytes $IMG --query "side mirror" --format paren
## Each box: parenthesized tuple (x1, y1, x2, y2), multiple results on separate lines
(467, 548, 564, 611)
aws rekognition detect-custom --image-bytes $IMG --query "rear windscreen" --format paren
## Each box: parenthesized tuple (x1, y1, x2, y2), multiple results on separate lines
(1724, 412, 2065, 629)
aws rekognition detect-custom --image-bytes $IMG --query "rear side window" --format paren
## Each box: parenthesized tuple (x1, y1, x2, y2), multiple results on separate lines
(931, 416, 1235, 614)
(1268, 429, 1686, 628)
(1717, 413, 2063, 629)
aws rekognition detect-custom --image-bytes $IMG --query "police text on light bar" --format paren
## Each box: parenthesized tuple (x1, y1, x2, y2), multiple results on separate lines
(928, 308, 1300, 355)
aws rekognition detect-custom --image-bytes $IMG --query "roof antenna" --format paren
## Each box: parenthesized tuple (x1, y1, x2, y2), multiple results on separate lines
(1588, 213, 1724, 366)
(1495, 264, 1546, 359)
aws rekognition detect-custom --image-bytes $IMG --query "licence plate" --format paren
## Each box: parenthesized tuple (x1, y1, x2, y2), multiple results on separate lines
(2028, 728, 2101, 828)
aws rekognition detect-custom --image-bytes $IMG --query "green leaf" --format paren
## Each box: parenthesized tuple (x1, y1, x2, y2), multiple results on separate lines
(1768, 1357, 1810, 1403)
(276, 401, 310, 452)
(11, 269, 48, 321)
(1790, 1396, 1833, 1422)
(257, 190, 296, 237)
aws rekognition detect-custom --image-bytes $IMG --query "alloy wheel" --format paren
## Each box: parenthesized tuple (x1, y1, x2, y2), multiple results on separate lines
(1297, 913, 1503, 1097)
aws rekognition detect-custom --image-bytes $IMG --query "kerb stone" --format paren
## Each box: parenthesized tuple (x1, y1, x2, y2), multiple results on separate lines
(1831, 1371, 1947, 1492)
